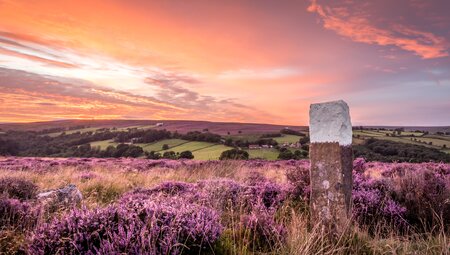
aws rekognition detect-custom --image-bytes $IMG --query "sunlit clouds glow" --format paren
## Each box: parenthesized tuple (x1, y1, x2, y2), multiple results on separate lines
(0, 0, 449, 125)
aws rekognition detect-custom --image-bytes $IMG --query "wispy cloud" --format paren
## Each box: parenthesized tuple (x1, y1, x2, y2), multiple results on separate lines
(307, 0, 448, 59)
(0, 67, 277, 123)
(0, 46, 78, 68)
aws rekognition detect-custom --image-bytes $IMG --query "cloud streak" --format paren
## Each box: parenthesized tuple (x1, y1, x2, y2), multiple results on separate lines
(0, 67, 277, 123)
(307, 0, 448, 59)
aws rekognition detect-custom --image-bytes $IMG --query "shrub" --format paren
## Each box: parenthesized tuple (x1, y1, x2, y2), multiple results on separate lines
(352, 171, 406, 232)
(29, 196, 223, 255)
(162, 151, 177, 159)
(389, 167, 450, 230)
(145, 150, 161, 159)
(0, 198, 40, 231)
(220, 149, 249, 160)
(278, 150, 295, 160)
(178, 150, 194, 159)
(0, 177, 38, 200)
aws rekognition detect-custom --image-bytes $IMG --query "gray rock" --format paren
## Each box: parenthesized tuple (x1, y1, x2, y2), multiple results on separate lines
(37, 184, 82, 211)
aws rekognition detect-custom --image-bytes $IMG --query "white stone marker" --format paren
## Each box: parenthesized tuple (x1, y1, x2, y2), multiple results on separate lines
(309, 100, 353, 234)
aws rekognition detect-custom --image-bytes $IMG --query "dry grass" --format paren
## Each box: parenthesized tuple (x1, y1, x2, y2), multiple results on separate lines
(0, 162, 287, 207)
(1, 162, 449, 254)
(284, 210, 449, 255)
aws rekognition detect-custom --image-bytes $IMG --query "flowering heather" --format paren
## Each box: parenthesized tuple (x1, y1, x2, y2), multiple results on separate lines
(123, 177, 290, 252)
(29, 196, 222, 255)
(78, 171, 98, 181)
(0, 157, 309, 173)
(0, 177, 38, 200)
(0, 157, 449, 253)
(0, 198, 40, 231)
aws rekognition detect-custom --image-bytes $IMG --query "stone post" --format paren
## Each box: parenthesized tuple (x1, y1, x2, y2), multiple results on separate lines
(309, 100, 353, 234)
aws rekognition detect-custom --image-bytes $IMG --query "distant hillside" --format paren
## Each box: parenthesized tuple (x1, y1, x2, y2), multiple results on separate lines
(0, 119, 307, 135)
(365, 126, 450, 133)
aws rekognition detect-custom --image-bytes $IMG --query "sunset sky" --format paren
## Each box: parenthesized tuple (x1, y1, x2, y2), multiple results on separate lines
(1, 0, 449, 125)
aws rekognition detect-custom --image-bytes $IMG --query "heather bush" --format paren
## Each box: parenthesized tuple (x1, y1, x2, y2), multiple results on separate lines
(351, 160, 450, 233)
(1, 157, 449, 253)
(78, 171, 97, 181)
(198, 178, 288, 252)
(0, 198, 40, 231)
(389, 166, 450, 231)
(0, 177, 38, 200)
(285, 165, 310, 200)
(352, 166, 407, 232)
(29, 196, 222, 254)
(127, 178, 290, 253)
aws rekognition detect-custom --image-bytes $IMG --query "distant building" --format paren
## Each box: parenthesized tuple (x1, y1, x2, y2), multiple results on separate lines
(156, 122, 164, 127)
(281, 142, 300, 148)
(249, 145, 261, 149)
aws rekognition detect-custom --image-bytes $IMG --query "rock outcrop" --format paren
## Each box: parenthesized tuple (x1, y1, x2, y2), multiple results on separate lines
(37, 184, 82, 212)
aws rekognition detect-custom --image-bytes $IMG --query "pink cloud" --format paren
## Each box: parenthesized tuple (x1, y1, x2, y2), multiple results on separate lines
(307, 0, 448, 59)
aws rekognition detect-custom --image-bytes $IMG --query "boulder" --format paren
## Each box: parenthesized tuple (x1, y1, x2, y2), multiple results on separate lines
(37, 184, 82, 211)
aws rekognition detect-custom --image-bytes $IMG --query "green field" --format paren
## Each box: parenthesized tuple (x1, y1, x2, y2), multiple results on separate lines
(90, 139, 118, 149)
(137, 139, 189, 152)
(160, 141, 216, 153)
(87, 128, 449, 160)
(193, 144, 234, 160)
(412, 137, 450, 148)
(246, 148, 279, 160)
(227, 134, 261, 142)
(352, 129, 449, 151)
(273, 134, 301, 144)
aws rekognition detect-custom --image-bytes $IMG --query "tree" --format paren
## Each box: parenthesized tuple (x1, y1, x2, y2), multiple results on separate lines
(162, 151, 177, 159)
(219, 149, 249, 160)
(178, 150, 194, 159)
(162, 144, 169, 150)
(123, 145, 143, 157)
(145, 151, 161, 159)
(299, 136, 310, 144)
(113, 144, 130, 157)
(278, 150, 294, 160)
(224, 138, 233, 146)
(0, 138, 19, 156)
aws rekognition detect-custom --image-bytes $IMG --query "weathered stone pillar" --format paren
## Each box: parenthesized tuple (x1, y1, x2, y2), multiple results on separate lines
(309, 100, 353, 234)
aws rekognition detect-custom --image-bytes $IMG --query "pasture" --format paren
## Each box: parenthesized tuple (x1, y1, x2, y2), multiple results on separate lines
(353, 129, 450, 152)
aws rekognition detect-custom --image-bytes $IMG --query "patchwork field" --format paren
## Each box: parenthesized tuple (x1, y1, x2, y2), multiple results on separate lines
(353, 129, 450, 152)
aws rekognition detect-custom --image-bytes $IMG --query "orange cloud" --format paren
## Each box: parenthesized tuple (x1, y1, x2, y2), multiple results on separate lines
(307, 0, 448, 59)
(0, 0, 449, 126)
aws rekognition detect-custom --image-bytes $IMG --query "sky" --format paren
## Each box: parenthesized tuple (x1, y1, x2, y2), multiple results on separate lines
(0, 0, 449, 126)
